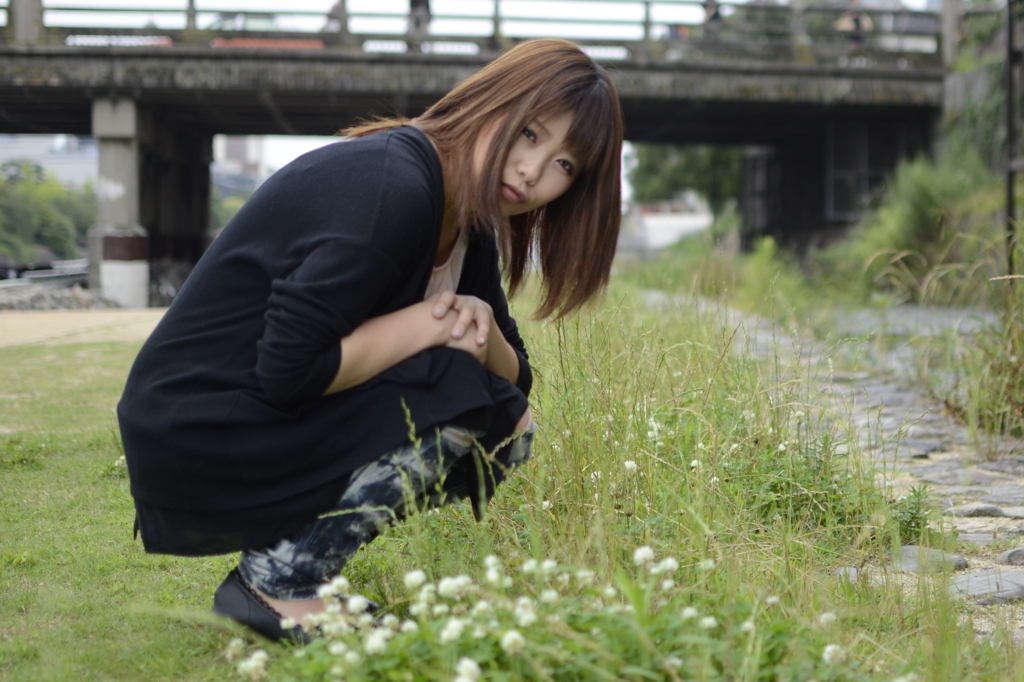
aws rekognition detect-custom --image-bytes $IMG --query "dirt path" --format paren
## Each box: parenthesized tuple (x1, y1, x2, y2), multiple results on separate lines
(0, 309, 166, 347)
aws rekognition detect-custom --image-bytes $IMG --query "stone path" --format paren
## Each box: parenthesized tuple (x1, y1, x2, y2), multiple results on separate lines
(651, 293, 1024, 618)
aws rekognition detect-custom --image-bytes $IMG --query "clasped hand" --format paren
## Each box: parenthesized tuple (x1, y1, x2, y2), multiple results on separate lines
(426, 291, 493, 364)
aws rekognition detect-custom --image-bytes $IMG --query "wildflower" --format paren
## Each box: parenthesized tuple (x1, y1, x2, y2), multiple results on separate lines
(633, 546, 656, 566)
(223, 637, 245, 662)
(541, 559, 558, 575)
(472, 624, 487, 639)
(699, 616, 718, 629)
(521, 558, 539, 573)
(624, 460, 638, 474)
(602, 586, 617, 599)
(765, 595, 780, 605)
(680, 606, 698, 620)
(400, 619, 419, 633)
(438, 576, 464, 599)
(500, 629, 527, 655)
(650, 557, 679, 575)
(330, 665, 345, 678)
(473, 600, 492, 615)
(404, 569, 428, 591)
(514, 598, 538, 627)
(710, 476, 720, 485)
(540, 589, 560, 604)
(409, 602, 429, 617)
(381, 614, 399, 630)
(660, 579, 676, 591)
(328, 641, 349, 656)
(542, 500, 553, 510)
(344, 650, 362, 666)
(484, 555, 501, 570)
(664, 656, 684, 671)
(690, 459, 700, 469)
(697, 558, 715, 571)
(557, 572, 571, 587)
(357, 613, 375, 628)
(237, 649, 269, 681)
(330, 575, 351, 595)
(440, 618, 466, 644)
(279, 617, 297, 631)
(419, 583, 437, 602)
(822, 644, 846, 665)
(576, 569, 596, 585)
(485, 567, 502, 585)
(778, 443, 787, 452)
(454, 657, 482, 682)
(432, 603, 450, 616)
(740, 619, 755, 633)
(347, 594, 370, 614)
(818, 611, 837, 628)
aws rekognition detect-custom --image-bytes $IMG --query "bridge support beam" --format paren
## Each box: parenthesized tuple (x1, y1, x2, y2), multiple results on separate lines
(88, 99, 212, 307)
(8, 0, 42, 45)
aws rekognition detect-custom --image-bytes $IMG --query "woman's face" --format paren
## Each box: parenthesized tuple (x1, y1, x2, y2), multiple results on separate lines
(476, 112, 580, 217)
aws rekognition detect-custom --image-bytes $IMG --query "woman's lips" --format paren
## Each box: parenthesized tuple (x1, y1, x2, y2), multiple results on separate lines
(501, 184, 524, 203)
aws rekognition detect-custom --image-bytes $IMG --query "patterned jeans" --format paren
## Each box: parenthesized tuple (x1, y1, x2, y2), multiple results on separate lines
(238, 425, 534, 600)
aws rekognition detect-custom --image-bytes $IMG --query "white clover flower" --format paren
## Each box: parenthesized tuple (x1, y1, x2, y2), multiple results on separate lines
(357, 613, 375, 628)
(603, 586, 617, 599)
(328, 641, 349, 656)
(237, 649, 269, 682)
(681, 606, 698, 620)
(633, 546, 656, 566)
(330, 665, 345, 678)
(419, 583, 437, 602)
(500, 629, 527, 655)
(740, 619, 755, 633)
(438, 577, 462, 599)
(279, 617, 297, 631)
(473, 600, 492, 615)
(540, 559, 558, 575)
(822, 644, 845, 665)
(485, 567, 502, 586)
(404, 569, 428, 591)
(344, 650, 362, 666)
(778, 443, 787, 452)
(484, 555, 501, 570)
(326, 602, 342, 615)
(380, 614, 399, 630)
(432, 603, 451, 616)
(660, 579, 676, 591)
(521, 558, 539, 573)
(557, 572, 571, 587)
(699, 616, 718, 629)
(347, 595, 370, 614)
(514, 599, 538, 627)
(223, 637, 245, 662)
(663, 656, 684, 671)
(400, 619, 419, 633)
(818, 611, 837, 627)
(365, 629, 391, 654)
(624, 460, 638, 474)
(542, 500, 553, 510)
(472, 624, 487, 639)
(697, 558, 716, 571)
(455, 657, 482, 681)
(690, 459, 700, 469)
(293, 649, 305, 658)
(317, 583, 339, 600)
(710, 476, 720, 485)
(330, 575, 351, 595)
(440, 618, 467, 644)
(576, 569, 596, 585)
(409, 602, 429, 617)
(650, 557, 679, 575)
(540, 589, 560, 604)
(765, 595, 780, 605)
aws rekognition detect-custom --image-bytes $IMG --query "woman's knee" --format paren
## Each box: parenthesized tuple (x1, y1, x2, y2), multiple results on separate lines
(515, 408, 532, 432)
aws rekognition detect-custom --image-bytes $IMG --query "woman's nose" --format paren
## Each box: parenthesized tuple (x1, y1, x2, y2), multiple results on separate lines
(518, 157, 541, 185)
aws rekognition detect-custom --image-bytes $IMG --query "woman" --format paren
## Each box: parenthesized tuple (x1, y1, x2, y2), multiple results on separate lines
(118, 38, 623, 641)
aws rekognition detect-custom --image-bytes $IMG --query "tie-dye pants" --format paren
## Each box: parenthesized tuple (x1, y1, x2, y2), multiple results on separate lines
(238, 425, 534, 600)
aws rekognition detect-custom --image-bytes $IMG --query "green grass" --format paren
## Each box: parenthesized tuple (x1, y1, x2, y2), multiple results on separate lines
(1, 291, 1022, 681)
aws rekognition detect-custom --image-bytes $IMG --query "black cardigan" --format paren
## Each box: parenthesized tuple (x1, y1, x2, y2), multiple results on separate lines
(118, 127, 532, 556)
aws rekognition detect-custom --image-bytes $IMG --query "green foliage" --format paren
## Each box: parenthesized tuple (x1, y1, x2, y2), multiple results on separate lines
(890, 485, 934, 543)
(210, 186, 250, 234)
(628, 145, 744, 215)
(0, 160, 95, 264)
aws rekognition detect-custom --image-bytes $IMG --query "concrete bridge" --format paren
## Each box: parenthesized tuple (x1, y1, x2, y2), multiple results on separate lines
(0, 0, 972, 305)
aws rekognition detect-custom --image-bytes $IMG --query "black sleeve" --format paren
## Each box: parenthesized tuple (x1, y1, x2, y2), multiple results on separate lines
(460, 233, 533, 398)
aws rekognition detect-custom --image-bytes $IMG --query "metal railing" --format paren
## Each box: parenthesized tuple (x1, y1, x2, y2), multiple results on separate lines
(0, 0, 997, 66)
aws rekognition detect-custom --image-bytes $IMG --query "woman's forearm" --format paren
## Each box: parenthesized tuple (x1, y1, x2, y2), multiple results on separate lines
(325, 301, 453, 395)
(485, 333, 521, 386)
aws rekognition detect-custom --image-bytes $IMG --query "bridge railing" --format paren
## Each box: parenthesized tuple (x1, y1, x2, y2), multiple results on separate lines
(0, 0, 996, 67)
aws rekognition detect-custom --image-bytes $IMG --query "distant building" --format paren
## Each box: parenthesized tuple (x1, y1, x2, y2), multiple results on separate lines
(212, 135, 267, 197)
(0, 134, 97, 186)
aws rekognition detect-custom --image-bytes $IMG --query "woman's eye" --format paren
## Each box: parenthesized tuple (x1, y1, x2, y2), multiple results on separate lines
(558, 159, 576, 176)
(522, 127, 537, 142)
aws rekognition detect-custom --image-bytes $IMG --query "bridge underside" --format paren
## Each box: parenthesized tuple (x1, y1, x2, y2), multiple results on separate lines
(0, 47, 943, 302)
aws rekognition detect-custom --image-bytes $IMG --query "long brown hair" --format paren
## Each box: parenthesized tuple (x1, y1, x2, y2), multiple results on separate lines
(344, 39, 624, 319)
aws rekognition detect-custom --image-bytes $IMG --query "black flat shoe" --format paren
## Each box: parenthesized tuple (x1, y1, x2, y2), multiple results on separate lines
(212, 568, 311, 644)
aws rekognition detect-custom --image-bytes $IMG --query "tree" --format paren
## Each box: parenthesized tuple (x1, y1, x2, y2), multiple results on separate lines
(628, 145, 744, 215)
(0, 160, 95, 265)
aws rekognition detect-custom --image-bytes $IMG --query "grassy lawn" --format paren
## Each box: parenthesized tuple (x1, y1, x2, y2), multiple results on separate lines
(1, 289, 1022, 681)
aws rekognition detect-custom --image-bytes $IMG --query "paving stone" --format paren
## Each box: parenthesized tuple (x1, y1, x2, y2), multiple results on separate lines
(945, 503, 1007, 518)
(833, 566, 860, 581)
(957, 533, 1000, 546)
(897, 545, 968, 572)
(982, 487, 1024, 506)
(996, 548, 1024, 566)
(1003, 507, 1024, 519)
(939, 486, 987, 496)
(918, 469, 1014, 486)
(911, 458, 963, 476)
(952, 569, 1024, 604)
(979, 458, 1024, 477)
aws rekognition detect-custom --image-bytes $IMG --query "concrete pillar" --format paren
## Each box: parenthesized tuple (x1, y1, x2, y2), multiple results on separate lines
(941, 0, 961, 68)
(88, 99, 150, 308)
(8, 0, 42, 45)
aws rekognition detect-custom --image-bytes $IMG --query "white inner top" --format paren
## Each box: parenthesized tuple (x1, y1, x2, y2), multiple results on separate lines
(423, 229, 470, 300)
